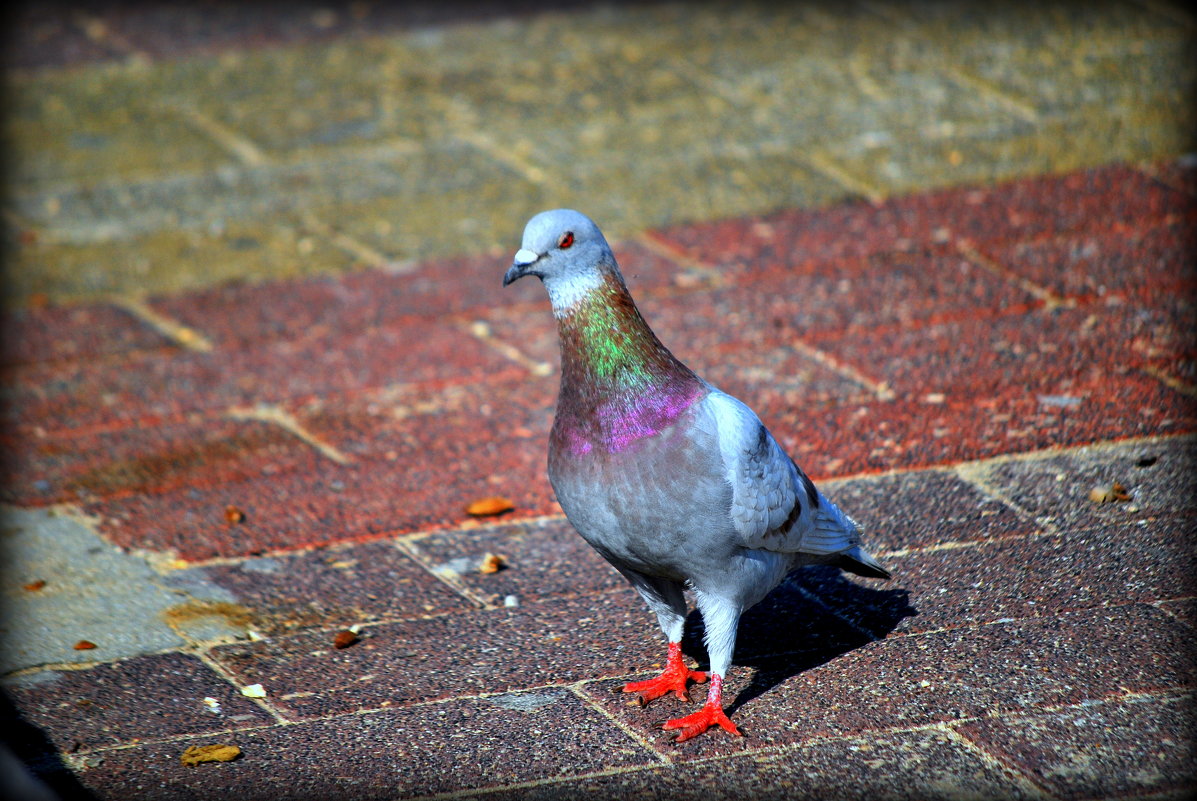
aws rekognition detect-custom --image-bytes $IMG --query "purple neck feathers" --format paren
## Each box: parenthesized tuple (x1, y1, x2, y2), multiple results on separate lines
(552, 272, 705, 455)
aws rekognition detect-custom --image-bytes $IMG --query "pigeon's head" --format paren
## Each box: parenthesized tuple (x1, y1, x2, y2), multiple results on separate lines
(502, 209, 617, 298)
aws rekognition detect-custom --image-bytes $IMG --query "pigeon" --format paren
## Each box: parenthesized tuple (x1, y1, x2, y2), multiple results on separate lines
(503, 209, 890, 742)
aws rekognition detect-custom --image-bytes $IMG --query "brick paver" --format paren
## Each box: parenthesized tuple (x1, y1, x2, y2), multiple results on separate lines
(3, 160, 1193, 799)
(3, 2, 1195, 800)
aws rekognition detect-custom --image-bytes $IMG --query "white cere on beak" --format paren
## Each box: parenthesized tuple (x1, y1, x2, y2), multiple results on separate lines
(514, 248, 539, 266)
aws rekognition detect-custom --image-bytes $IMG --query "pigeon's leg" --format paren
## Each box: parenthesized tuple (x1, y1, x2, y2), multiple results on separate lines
(662, 592, 742, 742)
(618, 573, 707, 704)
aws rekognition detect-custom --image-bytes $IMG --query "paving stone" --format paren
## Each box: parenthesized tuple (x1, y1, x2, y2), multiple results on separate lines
(4, 220, 358, 306)
(1, 416, 321, 507)
(3, 66, 232, 189)
(1151, 156, 1197, 196)
(1091, 293, 1197, 384)
(787, 307, 1197, 473)
(89, 446, 548, 561)
(927, 0, 1197, 106)
(0, 301, 171, 367)
(819, 469, 1036, 553)
(477, 726, 1040, 801)
(653, 201, 955, 283)
(578, 603, 1195, 759)
(204, 592, 664, 720)
(757, 379, 1194, 480)
(826, 120, 1148, 199)
(149, 251, 519, 351)
(795, 515, 1196, 638)
(149, 38, 449, 157)
(956, 694, 1196, 801)
(0, 506, 188, 672)
(631, 248, 1034, 360)
(810, 305, 1157, 397)
(1, 653, 273, 753)
(273, 147, 543, 265)
(162, 538, 473, 636)
(88, 2, 594, 65)
(8, 143, 531, 265)
(492, 114, 850, 237)
(72, 690, 655, 801)
(4, 314, 512, 437)
(970, 436, 1197, 528)
(405, 516, 625, 607)
(201, 573, 898, 723)
(979, 216, 1196, 303)
(1156, 598, 1197, 631)
(660, 163, 1192, 279)
(6, 5, 1193, 304)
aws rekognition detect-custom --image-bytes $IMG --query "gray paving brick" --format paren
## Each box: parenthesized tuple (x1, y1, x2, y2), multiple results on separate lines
(957, 694, 1196, 800)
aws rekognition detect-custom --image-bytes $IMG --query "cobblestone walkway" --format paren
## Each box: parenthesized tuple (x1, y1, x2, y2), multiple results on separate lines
(2, 2, 1194, 800)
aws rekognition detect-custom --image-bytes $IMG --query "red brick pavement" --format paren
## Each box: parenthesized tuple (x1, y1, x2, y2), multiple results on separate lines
(2, 162, 1194, 561)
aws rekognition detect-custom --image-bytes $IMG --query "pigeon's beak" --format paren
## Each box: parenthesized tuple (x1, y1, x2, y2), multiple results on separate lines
(503, 248, 541, 286)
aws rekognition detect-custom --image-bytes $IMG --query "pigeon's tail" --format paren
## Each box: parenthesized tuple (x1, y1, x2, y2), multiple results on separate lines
(804, 493, 891, 580)
(836, 545, 891, 580)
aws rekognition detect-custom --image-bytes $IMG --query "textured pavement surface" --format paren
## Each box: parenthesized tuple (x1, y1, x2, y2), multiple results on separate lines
(2, 2, 1196, 800)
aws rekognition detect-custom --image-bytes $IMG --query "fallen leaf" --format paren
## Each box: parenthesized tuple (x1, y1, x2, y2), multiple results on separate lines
(240, 683, 267, 698)
(478, 552, 506, 574)
(180, 744, 241, 766)
(466, 496, 514, 517)
(1089, 482, 1132, 503)
(23, 580, 46, 591)
(224, 505, 245, 524)
(175, 327, 205, 348)
(332, 630, 359, 649)
(73, 640, 97, 650)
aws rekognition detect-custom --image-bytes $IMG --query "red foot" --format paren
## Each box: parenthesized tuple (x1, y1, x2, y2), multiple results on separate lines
(661, 674, 742, 742)
(622, 642, 707, 704)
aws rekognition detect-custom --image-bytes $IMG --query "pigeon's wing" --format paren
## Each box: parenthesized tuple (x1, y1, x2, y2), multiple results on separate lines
(706, 390, 862, 558)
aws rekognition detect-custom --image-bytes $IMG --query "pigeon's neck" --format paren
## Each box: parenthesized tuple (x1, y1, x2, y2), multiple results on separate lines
(552, 271, 705, 454)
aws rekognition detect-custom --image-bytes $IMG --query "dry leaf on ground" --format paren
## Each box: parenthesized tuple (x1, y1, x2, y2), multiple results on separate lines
(479, 552, 507, 574)
(466, 496, 515, 517)
(180, 744, 241, 766)
(332, 630, 359, 649)
(1089, 482, 1132, 503)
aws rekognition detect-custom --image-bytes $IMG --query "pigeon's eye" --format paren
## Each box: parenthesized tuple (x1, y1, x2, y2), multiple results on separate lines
(558, 232, 575, 249)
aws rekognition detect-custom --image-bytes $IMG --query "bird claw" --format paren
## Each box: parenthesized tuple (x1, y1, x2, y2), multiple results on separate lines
(622, 666, 707, 704)
(662, 703, 742, 742)
(621, 645, 707, 705)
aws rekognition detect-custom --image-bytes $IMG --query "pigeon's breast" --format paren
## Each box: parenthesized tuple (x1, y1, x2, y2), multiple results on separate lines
(548, 397, 735, 579)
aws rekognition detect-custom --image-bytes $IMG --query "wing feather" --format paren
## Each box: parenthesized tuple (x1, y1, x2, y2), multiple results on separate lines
(706, 390, 859, 556)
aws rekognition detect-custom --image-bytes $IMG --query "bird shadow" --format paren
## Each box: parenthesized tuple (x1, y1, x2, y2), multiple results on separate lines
(680, 566, 917, 716)
(1, 688, 102, 801)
